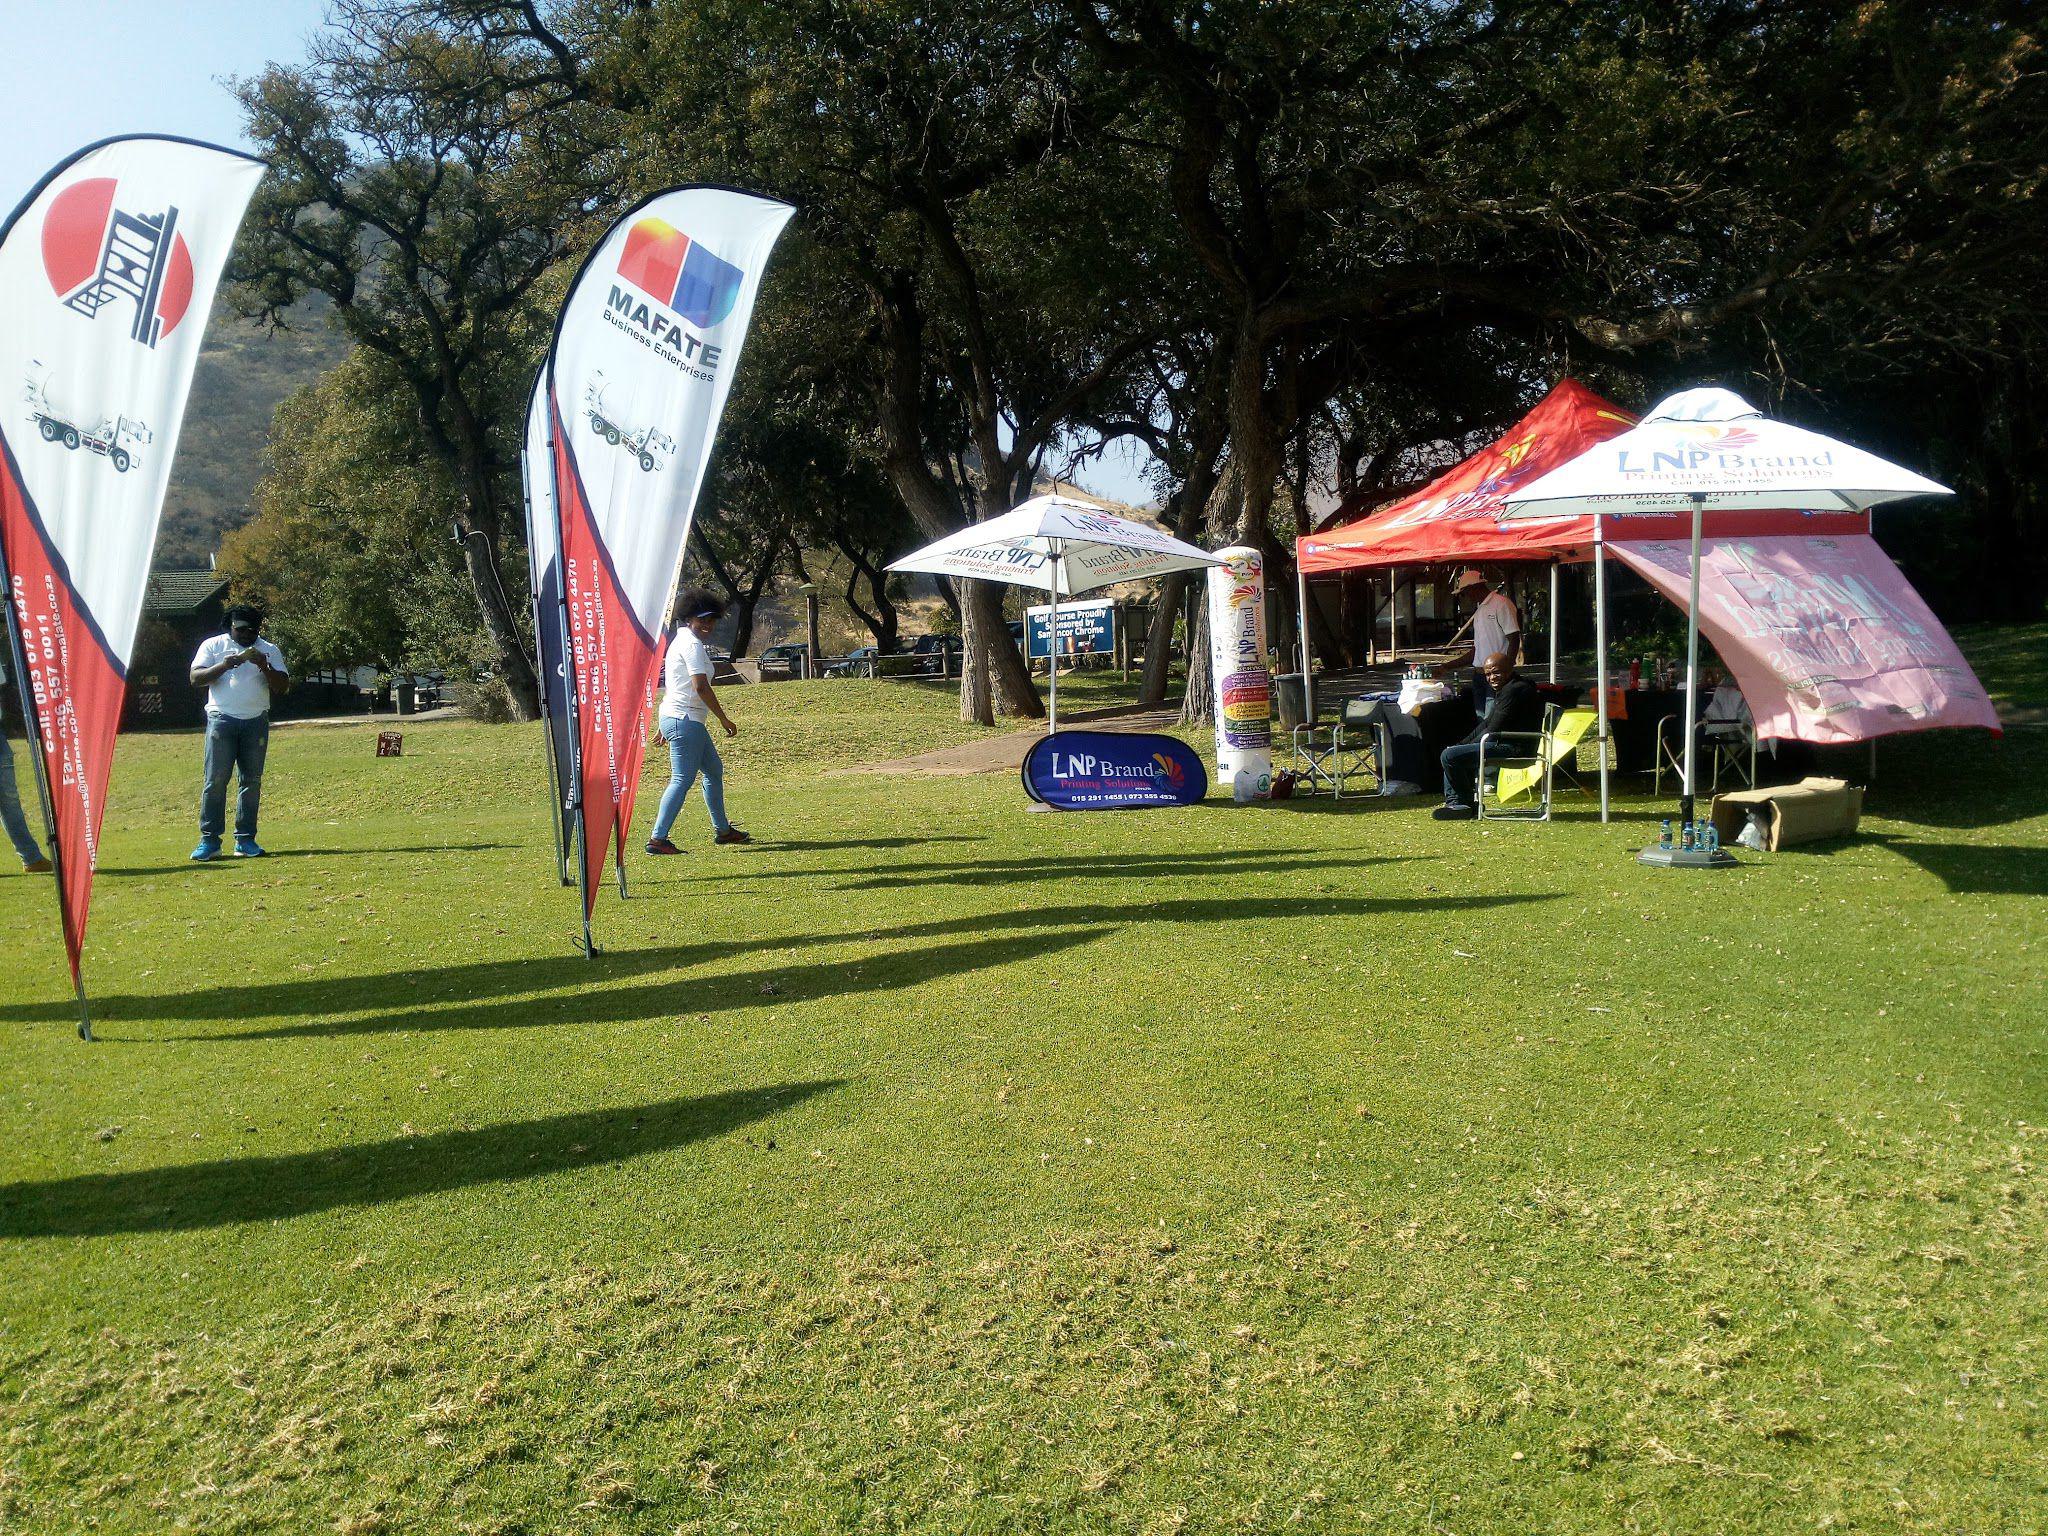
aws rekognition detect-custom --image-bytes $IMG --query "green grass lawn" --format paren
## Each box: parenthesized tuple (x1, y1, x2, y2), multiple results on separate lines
(3, 634, 2044, 1534)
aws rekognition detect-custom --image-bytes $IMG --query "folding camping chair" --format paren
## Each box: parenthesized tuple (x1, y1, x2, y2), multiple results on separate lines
(1291, 696, 1379, 798)
(1478, 705, 1601, 823)
(1654, 711, 1758, 798)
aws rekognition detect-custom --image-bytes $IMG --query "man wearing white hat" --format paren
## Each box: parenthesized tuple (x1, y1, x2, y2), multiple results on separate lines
(1443, 569, 1521, 710)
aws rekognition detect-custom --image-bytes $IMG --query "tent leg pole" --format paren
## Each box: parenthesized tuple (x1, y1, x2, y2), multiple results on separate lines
(1389, 568, 1399, 662)
(1547, 562, 1559, 684)
(1680, 494, 1704, 827)
(1297, 562, 1314, 722)
(1594, 518, 1610, 825)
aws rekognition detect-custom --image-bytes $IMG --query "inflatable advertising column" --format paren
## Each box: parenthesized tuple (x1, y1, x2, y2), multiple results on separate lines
(1207, 546, 1272, 798)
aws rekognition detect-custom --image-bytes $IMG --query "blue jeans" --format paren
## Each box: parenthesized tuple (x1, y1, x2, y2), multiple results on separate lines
(1440, 740, 1494, 808)
(200, 713, 270, 842)
(651, 716, 729, 839)
(1, 724, 46, 865)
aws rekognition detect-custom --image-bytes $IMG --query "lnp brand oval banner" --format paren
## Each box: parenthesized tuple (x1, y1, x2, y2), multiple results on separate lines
(1022, 731, 1209, 810)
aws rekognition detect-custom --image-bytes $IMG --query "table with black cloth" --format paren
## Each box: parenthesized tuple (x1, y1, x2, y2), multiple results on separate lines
(1607, 688, 1694, 775)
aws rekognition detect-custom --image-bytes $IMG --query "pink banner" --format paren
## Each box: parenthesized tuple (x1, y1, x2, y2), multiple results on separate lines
(1609, 534, 2000, 744)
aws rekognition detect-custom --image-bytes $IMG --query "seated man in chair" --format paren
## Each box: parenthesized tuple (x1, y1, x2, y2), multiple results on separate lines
(1433, 652, 1543, 821)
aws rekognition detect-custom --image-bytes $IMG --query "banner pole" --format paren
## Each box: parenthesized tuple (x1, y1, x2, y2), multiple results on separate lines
(520, 477, 570, 887)
(1, 547, 92, 1040)
(558, 592, 595, 957)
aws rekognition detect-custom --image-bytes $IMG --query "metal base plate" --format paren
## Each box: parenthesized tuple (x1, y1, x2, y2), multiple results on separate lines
(1635, 845, 1739, 869)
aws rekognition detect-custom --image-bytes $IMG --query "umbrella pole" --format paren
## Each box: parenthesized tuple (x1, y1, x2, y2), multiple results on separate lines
(1594, 514, 1610, 824)
(1047, 540, 1060, 734)
(1680, 493, 1704, 827)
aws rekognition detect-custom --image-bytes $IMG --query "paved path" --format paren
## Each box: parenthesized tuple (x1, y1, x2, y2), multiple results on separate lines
(837, 702, 1187, 776)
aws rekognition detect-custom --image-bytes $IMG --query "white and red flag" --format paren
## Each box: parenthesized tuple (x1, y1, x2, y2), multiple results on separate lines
(545, 186, 791, 931)
(0, 136, 264, 993)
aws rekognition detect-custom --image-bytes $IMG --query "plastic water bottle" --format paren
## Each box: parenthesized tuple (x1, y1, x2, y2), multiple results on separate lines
(1680, 820, 1695, 852)
(1659, 818, 1673, 850)
(1705, 823, 1720, 856)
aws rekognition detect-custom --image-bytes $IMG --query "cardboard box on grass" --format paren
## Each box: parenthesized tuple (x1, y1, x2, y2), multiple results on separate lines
(1709, 776, 1864, 852)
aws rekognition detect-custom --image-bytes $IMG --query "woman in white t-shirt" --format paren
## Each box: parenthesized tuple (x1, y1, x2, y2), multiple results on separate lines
(646, 588, 750, 854)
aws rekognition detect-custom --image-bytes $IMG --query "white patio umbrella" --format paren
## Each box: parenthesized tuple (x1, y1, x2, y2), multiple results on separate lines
(1500, 387, 1949, 840)
(888, 493, 1222, 730)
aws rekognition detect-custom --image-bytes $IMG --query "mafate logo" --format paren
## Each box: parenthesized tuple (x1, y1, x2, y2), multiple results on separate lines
(42, 178, 195, 348)
(616, 217, 744, 329)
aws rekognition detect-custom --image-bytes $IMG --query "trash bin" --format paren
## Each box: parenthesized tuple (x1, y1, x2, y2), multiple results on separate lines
(1274, 672, 1305, 733)
(396, 681, 416, 715)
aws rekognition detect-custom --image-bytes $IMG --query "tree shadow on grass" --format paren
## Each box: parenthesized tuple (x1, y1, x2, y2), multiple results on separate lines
(3, 891, 1552, 1033)
(753, 835, 987, 853)
(97, 843, 517, 876)
(1866, 834, 2048, 896)
(0, 937, 758, 1026)
(159, 927, 1119, 1043)
(695, 846, 1404, 891)
(0, 1079, 842, 1238)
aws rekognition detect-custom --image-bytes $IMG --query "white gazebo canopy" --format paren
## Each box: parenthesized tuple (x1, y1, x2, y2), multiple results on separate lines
(889, 494, 1221, 729)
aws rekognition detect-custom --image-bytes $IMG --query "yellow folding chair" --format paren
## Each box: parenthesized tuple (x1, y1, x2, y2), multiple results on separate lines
(1482, 706, 1601, 822)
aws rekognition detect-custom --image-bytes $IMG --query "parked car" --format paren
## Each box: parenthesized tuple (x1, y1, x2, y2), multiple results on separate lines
(757, 642, 811, 680)
(909, 633, 964, 676)
(824, 645, 893, 679)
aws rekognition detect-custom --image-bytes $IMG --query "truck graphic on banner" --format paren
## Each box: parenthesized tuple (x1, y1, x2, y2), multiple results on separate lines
(582, 370, 675, 473)
(23, 363, 151, 473)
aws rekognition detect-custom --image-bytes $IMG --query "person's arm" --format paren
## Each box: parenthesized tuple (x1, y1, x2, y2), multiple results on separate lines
(253, 645, 290, 696)
(189, 643, 245, 687)
(693, 672, 736, 737)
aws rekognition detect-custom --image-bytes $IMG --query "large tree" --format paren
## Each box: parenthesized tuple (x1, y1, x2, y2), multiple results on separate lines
(228, 0, 596, 718)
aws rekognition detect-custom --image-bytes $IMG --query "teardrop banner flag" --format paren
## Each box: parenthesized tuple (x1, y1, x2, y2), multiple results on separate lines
(546, 187, 793, 932)
(520, 368, 575, 883)
(0, 137, 265, 1010)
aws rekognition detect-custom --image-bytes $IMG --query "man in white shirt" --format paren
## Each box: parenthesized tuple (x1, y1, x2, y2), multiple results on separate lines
(188, 605, 289, 861)
(645, 587, 749, 854)
(1442, 569, 1522, 709)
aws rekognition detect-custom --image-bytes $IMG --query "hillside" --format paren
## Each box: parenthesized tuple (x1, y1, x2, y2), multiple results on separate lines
(155, 305, 349, 571)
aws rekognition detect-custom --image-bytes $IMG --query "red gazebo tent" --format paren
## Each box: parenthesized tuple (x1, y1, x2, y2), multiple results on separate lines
(1291, 379, 1980, 820)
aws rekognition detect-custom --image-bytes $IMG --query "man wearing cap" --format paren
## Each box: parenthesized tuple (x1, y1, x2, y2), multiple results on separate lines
(189, 604, 289, 861)
(1443, 569, 1521, 709)
(645, 586, 751, 855)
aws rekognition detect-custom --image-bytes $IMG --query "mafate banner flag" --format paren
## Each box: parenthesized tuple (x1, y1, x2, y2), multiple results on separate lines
(0, 136, 264, 979)
(521, 367, 575, 872)
(546, 186, 792, 912)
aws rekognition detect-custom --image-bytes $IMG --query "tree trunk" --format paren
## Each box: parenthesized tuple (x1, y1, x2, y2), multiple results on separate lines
(1180, 588, 1212, 725)
(957, 578, 998, 726)
(729, 594, 758, 659)
(958, 579, 1041, 725)
(1138, 569, 1189, 705)
(456, 524, 541, 720)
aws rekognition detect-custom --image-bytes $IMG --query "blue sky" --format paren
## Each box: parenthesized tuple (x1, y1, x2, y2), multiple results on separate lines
(0, 0, 330, 208)
(0, 0, 1159, 505)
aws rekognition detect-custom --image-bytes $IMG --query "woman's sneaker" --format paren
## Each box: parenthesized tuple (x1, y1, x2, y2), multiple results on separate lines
(713, 828, 752, 845)
(645, 838, 683, 856)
